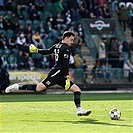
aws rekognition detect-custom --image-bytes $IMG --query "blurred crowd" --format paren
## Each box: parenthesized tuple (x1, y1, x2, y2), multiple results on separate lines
(0, 0, 133, 71)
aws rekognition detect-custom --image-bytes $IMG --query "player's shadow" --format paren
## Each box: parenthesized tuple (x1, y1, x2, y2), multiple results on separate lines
(72, 118, 132, 127)
(21, 118, 132, 128)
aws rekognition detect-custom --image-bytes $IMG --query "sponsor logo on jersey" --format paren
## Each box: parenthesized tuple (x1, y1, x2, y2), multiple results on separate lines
(64, 54, 69, 58)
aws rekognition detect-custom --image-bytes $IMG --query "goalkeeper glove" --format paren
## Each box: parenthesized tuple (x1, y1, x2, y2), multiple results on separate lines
(65, 75, 70, 90)
(29, 44, 38, 53)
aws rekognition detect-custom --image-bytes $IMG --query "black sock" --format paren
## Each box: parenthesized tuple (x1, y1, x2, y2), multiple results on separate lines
(19, 84, 37, 91)
(74, 92, 81, 108)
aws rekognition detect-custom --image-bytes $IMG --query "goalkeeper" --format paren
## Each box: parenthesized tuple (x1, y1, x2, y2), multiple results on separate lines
(5, 31, 91, 116)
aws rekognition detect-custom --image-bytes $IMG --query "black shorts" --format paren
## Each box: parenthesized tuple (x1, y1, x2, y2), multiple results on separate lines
(42, 69, 74, 89)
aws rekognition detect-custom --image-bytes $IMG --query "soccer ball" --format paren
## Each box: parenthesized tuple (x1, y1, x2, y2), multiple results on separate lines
(109, 108, 121, 120)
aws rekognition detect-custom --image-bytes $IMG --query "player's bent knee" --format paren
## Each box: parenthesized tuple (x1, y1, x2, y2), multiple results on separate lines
(70, 84, 81, 93)
(36, 83, 46, 92)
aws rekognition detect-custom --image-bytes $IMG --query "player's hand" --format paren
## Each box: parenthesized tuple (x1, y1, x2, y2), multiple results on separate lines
(65, 75, 70, 90)
(29, 44, 38, 53)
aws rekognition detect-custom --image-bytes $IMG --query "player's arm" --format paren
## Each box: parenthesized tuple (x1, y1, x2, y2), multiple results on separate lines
(29, 44, 54, 55)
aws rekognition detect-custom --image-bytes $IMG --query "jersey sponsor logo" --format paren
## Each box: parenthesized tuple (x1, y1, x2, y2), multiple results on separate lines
(64, 54, 69, 58)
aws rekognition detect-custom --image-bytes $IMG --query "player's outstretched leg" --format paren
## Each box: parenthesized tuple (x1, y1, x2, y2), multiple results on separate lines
(5, 84, 37, 93)
(5, 83, 19, 93)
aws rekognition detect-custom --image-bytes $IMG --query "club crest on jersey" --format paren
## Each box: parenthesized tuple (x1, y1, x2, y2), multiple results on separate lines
(64, 54, 68, 58)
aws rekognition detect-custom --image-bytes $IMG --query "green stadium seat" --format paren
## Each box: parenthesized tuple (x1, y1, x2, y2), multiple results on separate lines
(22, 10, 29, 20)
(0, 49, 3, 56)
(25, 20, 32, 26)
(4, 49, 11, 56)
(0, 29, 6, 35)
(11, 48, 19, 55)
(37, 11, 44, 20)
(7, 11, 13, 19)
(33, 20, 40, 30)
(73, 68, 84, 80)
(0, 11, 6, 16)
(45, 39, 54, 48)
(19, 20, 26, 27)
(6, 29, 14, 39)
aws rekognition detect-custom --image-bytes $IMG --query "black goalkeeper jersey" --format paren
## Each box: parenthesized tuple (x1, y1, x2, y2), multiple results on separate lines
(38, 42, 71, 77)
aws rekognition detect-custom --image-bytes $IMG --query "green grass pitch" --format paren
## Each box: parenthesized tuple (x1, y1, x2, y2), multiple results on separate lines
(0, 93, 132, 133)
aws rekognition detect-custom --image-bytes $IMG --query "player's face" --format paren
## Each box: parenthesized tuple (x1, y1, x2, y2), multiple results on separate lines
(65, 36, 74, 46)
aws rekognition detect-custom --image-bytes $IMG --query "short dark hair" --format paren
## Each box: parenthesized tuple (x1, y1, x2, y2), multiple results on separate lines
(62, 31, 75, 39)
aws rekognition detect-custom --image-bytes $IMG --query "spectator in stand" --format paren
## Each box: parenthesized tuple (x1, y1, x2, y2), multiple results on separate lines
(65, 9, 73, 26)
(73, 31, 83, 49)
(96, 7, 105, 18)
(122, 40, 130, 64)
(28, 57, 35, 70)
(15, 24, 25, 34)
(118, 41, 124, 68)
(69, 54, 75, 68)
(0, 32, 8, 49)
(41, 55, 48, 69)
(97, 0, 107, 6)
(55, 13, 67, 30)
(102, 62, 112, 83)
(78, 0, 89, 18)
(3, 14, 12, 30)
(56, 0, 64, 13)
(103, 3, 111, 18)
(109, 37, 120, 68)
(21, 42, 30, 58)
(5, 0, 14, 11)
(24, 24, 33, 36)
(110, 0, 118, 15)
(29, 4, 40, 21)
(0, 0, 4, 10)
(34, 0, 44, 12)
(46, 21, 53, 33)
(76, 23, 84, 42)
(117, 4, 129, 31)
(14, 5, 24, 20)
(16, 33, 27, 50)
(98, 37, 107, 66)
(123, 59, 133, 81)
(130, 40, 133, 64)
(127, 3, 133, 37)
(67, 23, 75, 32)
(46, 13, 55, 28)
(0, 15, 4, 30)
(74, 52, 83, 68)
(8, 52, 17, 70)
(68, 0, 79, 22)
(17, 51, 26, 70)
(26, 33, 33, 46)
(32, 31, 45, 49)
(10, 13, 19, 31)
(89, 12, 96, 18)
(36, 22, 48, 38)
(8, 35, 17, 49)
(90, 62, 102, 83)
(1, 53, 9, 69)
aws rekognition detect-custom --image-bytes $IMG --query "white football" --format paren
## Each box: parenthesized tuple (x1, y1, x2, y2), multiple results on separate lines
(109, 108, 121, 120)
